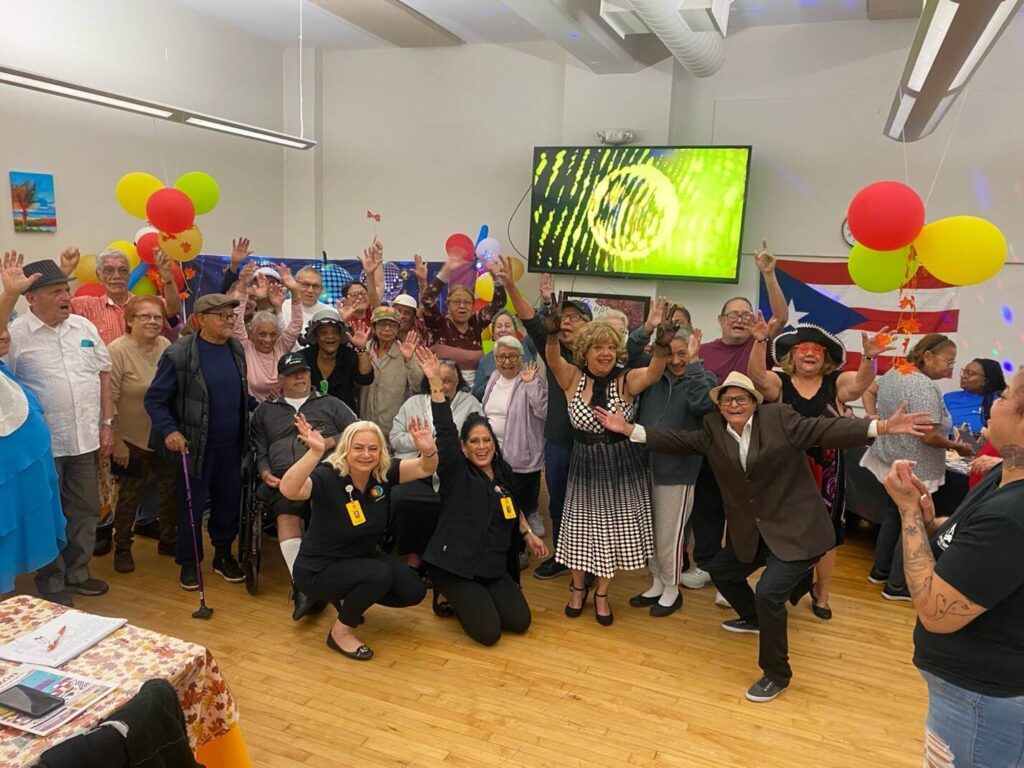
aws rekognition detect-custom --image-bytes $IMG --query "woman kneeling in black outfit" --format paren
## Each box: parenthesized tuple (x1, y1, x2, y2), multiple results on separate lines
(280, 415, 439, 661)
(416, 348, 549, 646)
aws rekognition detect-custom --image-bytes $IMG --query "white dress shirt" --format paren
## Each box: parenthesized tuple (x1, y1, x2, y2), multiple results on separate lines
(4, 311, 111, 457)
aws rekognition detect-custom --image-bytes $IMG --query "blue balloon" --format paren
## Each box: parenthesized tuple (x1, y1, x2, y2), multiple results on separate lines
(127, 262, 149, 290)
(476, 225, 489, 245)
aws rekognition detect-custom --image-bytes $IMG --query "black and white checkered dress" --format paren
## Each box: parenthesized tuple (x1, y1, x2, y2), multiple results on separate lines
(554, 373, 654, 578)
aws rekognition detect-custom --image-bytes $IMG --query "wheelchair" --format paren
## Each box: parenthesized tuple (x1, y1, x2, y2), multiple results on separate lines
(238, 444, 269, 595)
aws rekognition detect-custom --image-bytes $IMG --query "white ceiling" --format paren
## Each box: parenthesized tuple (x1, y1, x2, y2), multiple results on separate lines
(170, 0, 888, 52)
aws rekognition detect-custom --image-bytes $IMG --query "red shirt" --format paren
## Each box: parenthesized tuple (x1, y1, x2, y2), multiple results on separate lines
(71, 294, 179, 346)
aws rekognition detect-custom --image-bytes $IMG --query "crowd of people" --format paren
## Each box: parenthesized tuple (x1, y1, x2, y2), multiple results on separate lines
(2, 237, 1021, 756)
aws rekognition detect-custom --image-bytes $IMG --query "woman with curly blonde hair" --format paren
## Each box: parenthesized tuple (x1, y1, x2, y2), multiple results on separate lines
(544, 302, 679, 626)
(279, 416, 439, 661)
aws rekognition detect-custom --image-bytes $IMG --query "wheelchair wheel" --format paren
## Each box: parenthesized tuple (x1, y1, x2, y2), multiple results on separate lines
(244, 516, 261, 595)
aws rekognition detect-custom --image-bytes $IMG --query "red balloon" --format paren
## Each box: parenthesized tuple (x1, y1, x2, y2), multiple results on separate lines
(169, 261, 185, 290)
(445, 233, 475, 262)
(847, 181, 925, 251)
(74, 283, 105, 298)
(145, 188, 195, 235)
(136, 231, 160, 264)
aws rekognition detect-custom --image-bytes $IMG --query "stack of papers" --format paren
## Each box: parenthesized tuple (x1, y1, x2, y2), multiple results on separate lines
(0, 614, 126, 668)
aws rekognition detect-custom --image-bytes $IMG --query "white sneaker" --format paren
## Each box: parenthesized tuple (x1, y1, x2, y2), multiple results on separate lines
(527, 512, 545, 537)
(680, 567, 711, 590)
(714, 591, 731, 608)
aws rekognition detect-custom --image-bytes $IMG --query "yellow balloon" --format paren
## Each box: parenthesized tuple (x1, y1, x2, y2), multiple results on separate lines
(116, 172, 163, 219)
(132, 276, 158, 296)
(74, 253, 98, 284)
(914, 216, 1006, 286)
(476, 272, 494, 302)
(510, 257, 524, 282)
(159, 224, 203, 262)
(107, 240, 140, 270)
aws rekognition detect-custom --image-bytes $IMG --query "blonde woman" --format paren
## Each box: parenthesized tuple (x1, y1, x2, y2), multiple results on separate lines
(279, 418, 438, 661)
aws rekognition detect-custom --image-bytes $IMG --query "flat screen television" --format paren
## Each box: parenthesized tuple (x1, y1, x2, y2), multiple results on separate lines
(528, 145, 751, 283)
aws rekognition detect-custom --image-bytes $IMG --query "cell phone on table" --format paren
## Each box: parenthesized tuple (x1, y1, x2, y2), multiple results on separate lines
(0, 684, 65, 718)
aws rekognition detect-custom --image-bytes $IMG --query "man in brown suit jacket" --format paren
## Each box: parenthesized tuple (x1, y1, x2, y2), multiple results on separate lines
(598, 371, 931, 702)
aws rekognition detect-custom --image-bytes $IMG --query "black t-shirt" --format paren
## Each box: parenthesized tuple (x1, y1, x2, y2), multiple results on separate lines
(295, 460, 402, 569)
(476, 480, 519, 579)
(913, 470, 1024, 696)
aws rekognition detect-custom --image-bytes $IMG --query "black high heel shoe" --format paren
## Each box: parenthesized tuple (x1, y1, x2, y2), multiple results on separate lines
(594, 592, 614, 626)
(564, 583, 590, 618)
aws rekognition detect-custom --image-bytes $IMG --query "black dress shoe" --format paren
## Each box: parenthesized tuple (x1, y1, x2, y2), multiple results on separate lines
(292, 591, 318, 621)
(594, 592, 613, 626)
(809, 585, 833, 620)
(650, 592, 683, 617)
(326, 632, 373, 661)
(564, 583, 590, 618)
(133, 520, 161, 539)
(432, 588, 455, 618)
(93, 528, 112, 557)
(628, 592, 660, 608)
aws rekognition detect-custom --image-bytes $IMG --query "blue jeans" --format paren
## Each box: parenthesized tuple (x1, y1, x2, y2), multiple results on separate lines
(921, 670, 1024, 767)
(543, 439, 571, 550)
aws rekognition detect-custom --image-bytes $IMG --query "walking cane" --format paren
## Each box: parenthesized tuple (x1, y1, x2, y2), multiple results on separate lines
(181, 451, 214, 619)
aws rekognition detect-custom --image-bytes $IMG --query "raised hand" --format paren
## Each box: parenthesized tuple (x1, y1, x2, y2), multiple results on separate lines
(294, 413, 326, 454)
(594, 406, 629, 435)
(415, 346, 442, 382)
(59, 246, 80, 277)
(233, 262, 258, 297)
(861, 326, 895, 359)
(268, 282, 286, 310)
(905, 468, 937, 527)
(253, 272, 271, 301)
(1, 251, 40, 294)
(653, 301, 679, 346)
(884, 402, 936, 437)
(485, 254, 509, 283)
(360, 237, 384, 275)
(349, 325, 370, 349)
(539, 272, 554, 305)
(335, 300, 356, 323)
(543, 296, 562, 335)
(498, 255, 518, 285)
(644, 296, 666, 332)
(407, 415, 436, 455)
(749, 310, 781, 342)
(520, 361, 539, 383)
(153, 248, 172, 277)
(753, 240, 776, 274)
(398, 329, 419, 360)
(231, 236, 253, 268)
(686, 327, 703, 359)
(277, 263, 298, 293)
(412, 253, 428, 283)
(882, 459, 923, 510)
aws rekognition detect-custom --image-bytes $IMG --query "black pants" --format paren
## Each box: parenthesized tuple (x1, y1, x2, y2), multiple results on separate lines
(429, 565, 531, 646)
(176, 443, 242, 565)
(507, 470, 542, 515)
(708, 537, 815, 686)
(294, 553, 426, 627)
(691, 461, 726, 569)
(392, 478, 441, 555)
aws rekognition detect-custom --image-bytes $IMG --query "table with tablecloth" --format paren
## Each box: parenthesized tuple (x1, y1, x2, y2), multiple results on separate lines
(0, 595, 251, 767)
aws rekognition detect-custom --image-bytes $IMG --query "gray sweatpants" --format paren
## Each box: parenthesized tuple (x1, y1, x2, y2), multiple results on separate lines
(649, 482, 696, 587)
(35, 451, 99, 594)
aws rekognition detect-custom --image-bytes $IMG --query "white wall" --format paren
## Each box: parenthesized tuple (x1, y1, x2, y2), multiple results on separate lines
(0, 0, 288, 267)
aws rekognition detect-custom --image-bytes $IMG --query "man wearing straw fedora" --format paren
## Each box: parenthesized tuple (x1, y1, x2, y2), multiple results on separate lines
(597, 370, 934, 702)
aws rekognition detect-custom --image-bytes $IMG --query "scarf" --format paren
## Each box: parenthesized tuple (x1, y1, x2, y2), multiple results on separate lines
(584, 365, 623, 410)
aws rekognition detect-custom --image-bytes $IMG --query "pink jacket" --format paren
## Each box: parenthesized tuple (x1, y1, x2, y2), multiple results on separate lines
(233, 300, 303, 402)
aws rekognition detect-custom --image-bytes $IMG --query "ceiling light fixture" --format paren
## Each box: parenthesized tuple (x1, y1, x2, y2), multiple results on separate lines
(0, 63, 315, 150)
(883, 0, 1023, 142)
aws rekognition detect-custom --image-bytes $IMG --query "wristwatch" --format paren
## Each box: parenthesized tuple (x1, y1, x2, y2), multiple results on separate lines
(101, 417, 117, 427)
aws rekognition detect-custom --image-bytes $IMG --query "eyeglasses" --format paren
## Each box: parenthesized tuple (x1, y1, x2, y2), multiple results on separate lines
(495, 353, 522, 362)
(719, 394, 753, 406)
(960, 367, 984, 379)
(935, 356, 957, 367)
(134, 313, 163, 322)
(448, 299, 473, 307)
(561, 313, 586, 324)
(205, 311, 236, 322)
(721, 311, 754, 322)
(297, 280, 322, 291)
(99, 267, 130, 276)
(347, 290, 368, 299)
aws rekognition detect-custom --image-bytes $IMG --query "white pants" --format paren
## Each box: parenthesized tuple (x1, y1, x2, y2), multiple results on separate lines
(649, 482, 695, 587)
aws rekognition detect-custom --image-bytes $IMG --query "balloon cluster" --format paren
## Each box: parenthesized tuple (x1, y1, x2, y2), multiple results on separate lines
(846, 181, 1007, 292)
(443, 228, 524, 315)
(115, 171, 219, 263)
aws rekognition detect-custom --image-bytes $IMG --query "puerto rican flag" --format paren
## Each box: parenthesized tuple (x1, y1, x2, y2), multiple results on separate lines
(758, 258, 959, 372)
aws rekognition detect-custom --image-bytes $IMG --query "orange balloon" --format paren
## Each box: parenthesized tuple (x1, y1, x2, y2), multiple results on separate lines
(159, 224, 203, 262)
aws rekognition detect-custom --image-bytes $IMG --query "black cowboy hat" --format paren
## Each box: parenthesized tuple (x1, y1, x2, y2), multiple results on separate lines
(772, 324, 847, 368)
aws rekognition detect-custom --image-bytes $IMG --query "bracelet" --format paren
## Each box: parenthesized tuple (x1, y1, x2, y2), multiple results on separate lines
(353, 347, 367, 354)
(879, 419, 888, 435)
(421, 450, 438, 458)
(754, 338, 768, 344)
(520, 529, 532, 538)
(864, 355, 877, 361)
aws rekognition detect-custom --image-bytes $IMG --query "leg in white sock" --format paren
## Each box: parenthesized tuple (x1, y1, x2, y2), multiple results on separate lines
(277, 513, 304, 577)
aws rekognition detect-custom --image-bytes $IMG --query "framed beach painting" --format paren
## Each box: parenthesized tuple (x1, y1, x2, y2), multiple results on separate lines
(10, 171, 57, 233)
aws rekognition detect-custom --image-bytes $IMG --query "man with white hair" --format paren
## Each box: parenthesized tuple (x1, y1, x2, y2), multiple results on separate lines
(280, 266, 331, 351)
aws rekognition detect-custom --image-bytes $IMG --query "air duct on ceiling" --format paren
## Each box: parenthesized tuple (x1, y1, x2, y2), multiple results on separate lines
(600, 0, 725, 78)
(884, 0, 1023, 142)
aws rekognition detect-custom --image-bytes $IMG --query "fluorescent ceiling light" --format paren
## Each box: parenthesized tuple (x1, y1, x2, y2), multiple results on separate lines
(920, 92, 959, 137)
(0, 67, 176, 119)
(0, 63, 315, 150)
(184, 115, 315, 150)
(950, 0, 1017, 89)
(907, 0, 958, 92)
(887, 92, 917, 139)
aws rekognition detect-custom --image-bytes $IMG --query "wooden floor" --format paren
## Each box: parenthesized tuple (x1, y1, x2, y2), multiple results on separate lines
(11, 519, 926, 768)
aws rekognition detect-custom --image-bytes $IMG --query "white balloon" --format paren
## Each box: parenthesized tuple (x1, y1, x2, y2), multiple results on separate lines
(475, 236, 501, 260)
(134, 225, 158, 244)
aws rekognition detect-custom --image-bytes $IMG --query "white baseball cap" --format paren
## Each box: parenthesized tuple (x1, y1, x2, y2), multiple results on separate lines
(392, 294, 418, 310)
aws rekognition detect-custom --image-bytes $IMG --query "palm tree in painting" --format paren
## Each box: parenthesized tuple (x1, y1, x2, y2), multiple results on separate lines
(11, 181, 37, 226)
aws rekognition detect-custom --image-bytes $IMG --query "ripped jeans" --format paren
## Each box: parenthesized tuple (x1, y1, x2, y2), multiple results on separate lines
(921, 670, 1024, 767)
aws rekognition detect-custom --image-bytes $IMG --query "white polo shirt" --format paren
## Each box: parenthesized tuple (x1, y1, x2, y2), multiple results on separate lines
(5, 311, 111, 457)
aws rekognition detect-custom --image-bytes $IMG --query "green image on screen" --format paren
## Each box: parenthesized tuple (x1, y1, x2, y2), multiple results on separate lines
(528, 146, 751, 283)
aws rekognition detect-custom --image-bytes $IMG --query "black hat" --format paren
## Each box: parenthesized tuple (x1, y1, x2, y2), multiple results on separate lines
(561, 298, 593, 321)
(772, 324, 847, 368)
(22, 260, 69, 293)
(278, 352, 311, 375)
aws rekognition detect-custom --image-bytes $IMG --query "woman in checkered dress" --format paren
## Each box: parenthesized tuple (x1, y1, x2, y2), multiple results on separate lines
(544, 301, 679, 626)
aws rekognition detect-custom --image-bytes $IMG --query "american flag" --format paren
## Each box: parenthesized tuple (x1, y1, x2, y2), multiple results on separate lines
(759, 258, 959, 372)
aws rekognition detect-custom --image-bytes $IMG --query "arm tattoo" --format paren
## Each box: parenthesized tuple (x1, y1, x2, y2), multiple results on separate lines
(901, 507, 976, 624)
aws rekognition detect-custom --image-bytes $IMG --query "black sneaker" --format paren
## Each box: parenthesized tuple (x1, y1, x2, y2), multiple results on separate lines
(93, 527, 113, 557)
(157, 541, 177, 557)
(745, 675, 788, 703)
(41, 590, 74, 607)
(179, 564, 199, 591)
(65, 578, 109, 596)
(721, 617, 760, 634)
(113, 548, 135, 574)
(533, 557, 568, 580)
(213, 553, 245, 583)
(867, 569, 888, 585)
(133, 520, 161, 539)
(881, 584, 912, 601)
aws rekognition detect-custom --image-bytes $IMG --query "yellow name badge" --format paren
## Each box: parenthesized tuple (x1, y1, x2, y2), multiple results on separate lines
(346, 500, 366, 526)
(500, 496, 517, 520)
